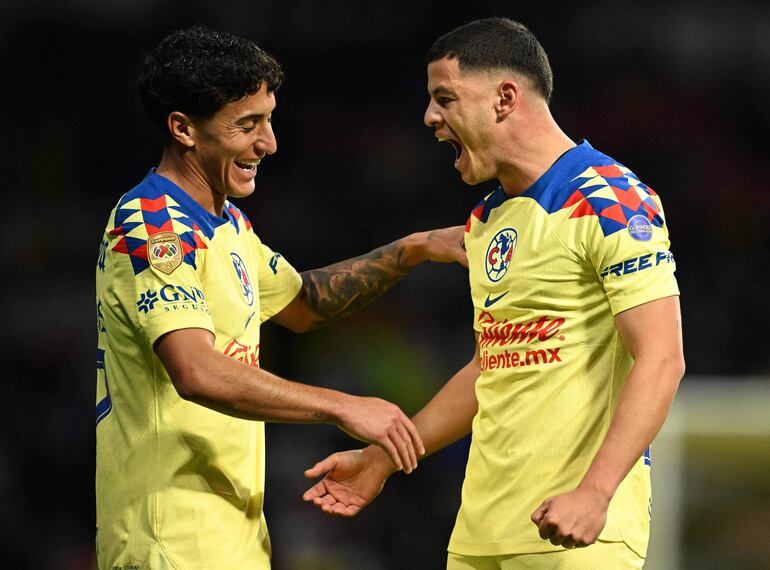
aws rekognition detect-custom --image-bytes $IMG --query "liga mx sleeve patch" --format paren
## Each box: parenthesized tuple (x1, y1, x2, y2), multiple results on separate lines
(148, 232, 183, 275)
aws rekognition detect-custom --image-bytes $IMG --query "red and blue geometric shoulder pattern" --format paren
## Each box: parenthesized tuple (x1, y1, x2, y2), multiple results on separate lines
(552, 163, 663, 237)
(464, 142, 664, 239)
(529, 158, 665, 238)
(225, 201, 253, 234)
(109, 184, 213, 275)
(465, 187, 509, 232)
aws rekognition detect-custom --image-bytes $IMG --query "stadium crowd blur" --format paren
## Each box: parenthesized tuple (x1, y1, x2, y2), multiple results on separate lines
(1, 1, 768, 569)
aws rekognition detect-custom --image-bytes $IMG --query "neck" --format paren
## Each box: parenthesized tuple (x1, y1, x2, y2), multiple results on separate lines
(496, 104, 576, 197)
(156, 146, 227, 216)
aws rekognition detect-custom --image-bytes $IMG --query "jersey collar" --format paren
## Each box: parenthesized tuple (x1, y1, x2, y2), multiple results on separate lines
(144, 169, 235, 238)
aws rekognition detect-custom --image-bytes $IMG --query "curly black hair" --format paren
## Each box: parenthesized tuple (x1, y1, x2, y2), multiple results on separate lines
(427, 18, 553, 104)
(137, 25, 284, 130)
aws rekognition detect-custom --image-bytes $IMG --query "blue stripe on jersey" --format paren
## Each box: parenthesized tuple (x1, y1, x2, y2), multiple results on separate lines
(96, 348, 112, 426)
(520, 140, 616, 214)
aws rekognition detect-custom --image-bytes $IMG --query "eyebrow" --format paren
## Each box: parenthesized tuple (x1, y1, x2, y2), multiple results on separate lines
(430, 85, 455, 98)
(235, 108, 276, 124)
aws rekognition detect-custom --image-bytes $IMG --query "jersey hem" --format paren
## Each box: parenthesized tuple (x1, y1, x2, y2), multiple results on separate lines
(143, 315, 217, 347)
(447, 537, 641, 558)
(609, 288, 680, 316)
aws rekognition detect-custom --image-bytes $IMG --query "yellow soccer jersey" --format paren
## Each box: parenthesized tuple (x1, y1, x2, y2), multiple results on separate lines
(95, 171, 302, 569)
(449, 141, 679, 558)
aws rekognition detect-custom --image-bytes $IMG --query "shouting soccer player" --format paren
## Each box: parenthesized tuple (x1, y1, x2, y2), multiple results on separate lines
(94, 26, 466, 569)
(304, 18, 685, 569)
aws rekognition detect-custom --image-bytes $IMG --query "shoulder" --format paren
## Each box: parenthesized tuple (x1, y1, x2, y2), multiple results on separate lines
(465, 187, 511, 234)
(107, 176, 212, 275)
(530, 146, 665, 240)
(223, 201, 254, 235)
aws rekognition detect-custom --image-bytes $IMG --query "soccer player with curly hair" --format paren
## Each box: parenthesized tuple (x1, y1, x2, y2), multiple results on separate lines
(95, 25, 465, 569)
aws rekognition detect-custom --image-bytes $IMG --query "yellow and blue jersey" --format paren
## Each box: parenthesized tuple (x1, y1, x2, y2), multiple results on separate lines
(95, 171, 302, 569)
(450, 141, 679, 558)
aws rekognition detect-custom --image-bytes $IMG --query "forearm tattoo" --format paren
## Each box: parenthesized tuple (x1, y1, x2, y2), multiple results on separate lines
(300, 241, 409, 330)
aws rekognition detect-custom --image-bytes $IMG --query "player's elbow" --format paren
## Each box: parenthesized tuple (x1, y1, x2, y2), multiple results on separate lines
(672, 354, 686, 383)
(169, 365, 208, 401)
(660, 351, 686, 388)
(162, 350, 214, 401)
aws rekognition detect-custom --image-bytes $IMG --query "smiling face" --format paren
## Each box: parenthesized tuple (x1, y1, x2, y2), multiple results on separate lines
(188, 83, 278, 199)
(424, 57, 501, 185)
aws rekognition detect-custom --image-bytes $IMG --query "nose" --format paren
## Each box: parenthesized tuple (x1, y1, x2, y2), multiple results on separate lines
(257, 122, 277, 156)
(424, 99, 442, 128)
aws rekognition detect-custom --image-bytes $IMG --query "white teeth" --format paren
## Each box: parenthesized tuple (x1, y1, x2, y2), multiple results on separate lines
(437, 137, 448, 142)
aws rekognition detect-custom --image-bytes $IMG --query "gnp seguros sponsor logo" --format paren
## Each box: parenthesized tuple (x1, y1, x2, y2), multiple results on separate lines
(136, 285, 209, 315)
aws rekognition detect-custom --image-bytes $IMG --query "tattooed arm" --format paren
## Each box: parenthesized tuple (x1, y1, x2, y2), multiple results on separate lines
(271, 227, 466, 332)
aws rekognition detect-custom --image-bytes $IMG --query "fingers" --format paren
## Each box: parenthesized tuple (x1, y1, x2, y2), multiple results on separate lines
(302, 481, 328, 502)
(530, 501, 549, 526)
(381, 407, 421, 473)
(339, 397, 422, 472)
(536, 514, 593, 548)
(304, 455, 339, 479)
(305, 489, 362, 518)
(392, 423, 416, 474)
(538, 515, 554, 540)
(395, 410, 424, 473)
(320, 499, 361, 518)
(378, 436, 403, 472)
(402, 413, 425, 457)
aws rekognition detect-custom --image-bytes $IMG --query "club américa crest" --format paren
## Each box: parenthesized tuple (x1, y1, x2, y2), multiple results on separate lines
(485, 227, 517, 282)
(230, 252, 254, 306)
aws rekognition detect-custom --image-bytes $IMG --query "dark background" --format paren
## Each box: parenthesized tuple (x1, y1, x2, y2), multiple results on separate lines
(1, 1, 768, 569)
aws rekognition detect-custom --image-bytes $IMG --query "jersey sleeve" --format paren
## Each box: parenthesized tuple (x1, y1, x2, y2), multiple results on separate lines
(252, 236, 303, 323)
(585, 201, 680, 315)
(107, 231, 215, 347)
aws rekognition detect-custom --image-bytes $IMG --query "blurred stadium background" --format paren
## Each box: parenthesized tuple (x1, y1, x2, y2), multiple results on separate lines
(1, 1, 768, 568)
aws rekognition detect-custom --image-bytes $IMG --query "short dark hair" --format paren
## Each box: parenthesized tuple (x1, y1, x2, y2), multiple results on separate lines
(427, 17, 553, 103)
(138, 25, 284, 129)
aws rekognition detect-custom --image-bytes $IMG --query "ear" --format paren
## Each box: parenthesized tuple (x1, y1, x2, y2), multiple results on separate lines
(494, 80, 519, 121)
(166, 111, 196, 148)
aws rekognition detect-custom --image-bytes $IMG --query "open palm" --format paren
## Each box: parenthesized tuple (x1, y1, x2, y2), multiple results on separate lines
(303, 449, 393, 517)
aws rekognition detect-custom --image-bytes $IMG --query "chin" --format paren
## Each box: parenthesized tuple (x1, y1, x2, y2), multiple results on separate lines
(227, 183, 256, 199)
(461, 165, 496, 186)
(460, 171, 488, 186)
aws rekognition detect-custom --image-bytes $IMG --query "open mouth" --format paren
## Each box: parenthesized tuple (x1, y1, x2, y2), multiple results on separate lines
(234, 159, 259, 172)
(438, 137, 463, 162)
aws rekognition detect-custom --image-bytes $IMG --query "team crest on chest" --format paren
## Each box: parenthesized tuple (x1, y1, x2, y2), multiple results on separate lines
(230, 252, 254, 306)
(485, 227, 518, 282)
(148, 232, 183, 275)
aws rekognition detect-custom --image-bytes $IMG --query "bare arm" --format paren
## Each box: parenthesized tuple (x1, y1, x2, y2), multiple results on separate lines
(532, 295, 685, 547)
(410, 341, 480, 456)
(272, 227, 467, 332)
(302, 342, 480, 516)
(155, 328, 424, 472)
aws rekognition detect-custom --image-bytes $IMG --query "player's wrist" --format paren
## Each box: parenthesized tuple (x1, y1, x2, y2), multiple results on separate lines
(397, 232, 427, 271)
(576, 474, 616, 504)
(362, 444, 401, 477)
(325, 391, 355, 426)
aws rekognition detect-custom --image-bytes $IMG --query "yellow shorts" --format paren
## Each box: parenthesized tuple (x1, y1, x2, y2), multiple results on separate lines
(447, 540, 644, 570)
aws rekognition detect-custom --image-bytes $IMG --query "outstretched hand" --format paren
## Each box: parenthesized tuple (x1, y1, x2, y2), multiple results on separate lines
(303, 447, 396, 517)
